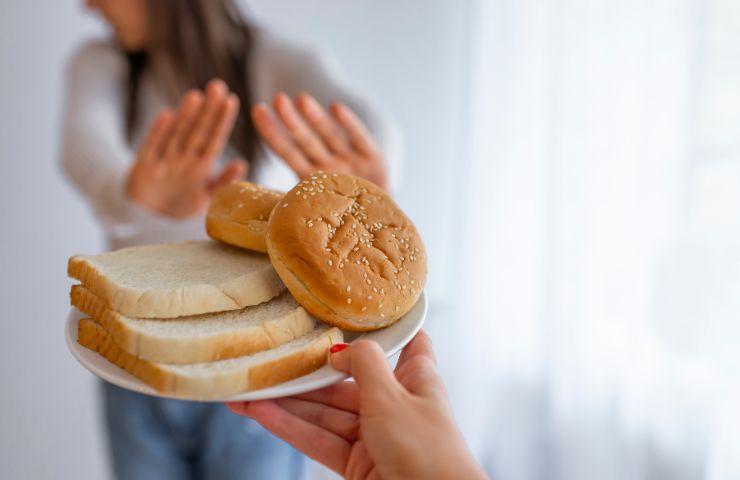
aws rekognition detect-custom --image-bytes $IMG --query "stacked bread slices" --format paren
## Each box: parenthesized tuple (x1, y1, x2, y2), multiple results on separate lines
(69, 241, 342, 399)
(69, 175, 427, 399)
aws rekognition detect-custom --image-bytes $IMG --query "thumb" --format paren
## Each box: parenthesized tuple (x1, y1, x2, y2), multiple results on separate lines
(208, 158, 248, 193)
(329, 340, 400, 403)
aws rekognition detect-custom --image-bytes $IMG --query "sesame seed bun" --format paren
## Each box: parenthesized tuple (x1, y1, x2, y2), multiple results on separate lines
(266, 173, 427, 331)
(206, 182, 284, 253)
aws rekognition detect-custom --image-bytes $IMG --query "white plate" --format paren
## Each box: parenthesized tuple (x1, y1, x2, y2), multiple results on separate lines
(66, 292, 427, 402)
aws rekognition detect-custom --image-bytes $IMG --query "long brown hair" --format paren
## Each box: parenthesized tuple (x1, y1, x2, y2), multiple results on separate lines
(125, 0, 260, 166)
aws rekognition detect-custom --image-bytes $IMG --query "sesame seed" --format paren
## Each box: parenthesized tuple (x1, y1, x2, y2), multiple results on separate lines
(282, 203, 288, 208)
(327, 259, 333, 266)
(361, 306, 367, 312)
(346, 285, 351, 292)
(380, 288, 385, 295)
(395, 305, 400, 311)
(347, 298, 352, 304)
(368, 295, 373, 300)
(373, 287, 378, 293)
(366, 279, 371, 285)
(380, 313, 386, 318)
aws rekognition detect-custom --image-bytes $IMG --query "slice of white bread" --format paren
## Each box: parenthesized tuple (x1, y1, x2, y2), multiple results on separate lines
(71, 285, 315, 364)
(78, 318, 343, 399)
(68, 241, 285, 318)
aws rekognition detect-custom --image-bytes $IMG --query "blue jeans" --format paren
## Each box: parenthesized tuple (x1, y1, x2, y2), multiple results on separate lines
(101, 382, 304, 480)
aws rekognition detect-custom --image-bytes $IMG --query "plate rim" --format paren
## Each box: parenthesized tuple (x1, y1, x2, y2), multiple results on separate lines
(65, 292, 427, 402)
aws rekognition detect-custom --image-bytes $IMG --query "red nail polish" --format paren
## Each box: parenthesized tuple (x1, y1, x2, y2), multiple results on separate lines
(330, 343, 349, 354)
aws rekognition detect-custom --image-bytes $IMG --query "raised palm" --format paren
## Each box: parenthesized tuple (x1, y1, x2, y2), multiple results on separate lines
(251, 93, 389, 191)
(127, 80, 246, 218)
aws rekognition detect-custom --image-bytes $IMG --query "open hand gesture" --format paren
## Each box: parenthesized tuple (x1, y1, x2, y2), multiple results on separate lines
(126, 79, 246, 218)
(252, 93, 389, 191)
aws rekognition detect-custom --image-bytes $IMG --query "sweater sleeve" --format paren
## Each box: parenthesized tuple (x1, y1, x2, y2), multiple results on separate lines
(59, 40, 149, 225)
(252, 33, 404, 192)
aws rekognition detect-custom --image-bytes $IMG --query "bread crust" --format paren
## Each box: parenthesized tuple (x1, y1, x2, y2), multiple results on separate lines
(266, 173, 427, 331)
(78, 318, 343, 400)
(206, 182, 284, 253)
(77, 318, 171, 392)
(68, 241, 285, 318)
(71, 285, 315, 364)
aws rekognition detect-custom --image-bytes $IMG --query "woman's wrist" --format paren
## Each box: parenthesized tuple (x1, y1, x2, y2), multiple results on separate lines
(426, 410, 487, 479)
(429, 450, 487, 480)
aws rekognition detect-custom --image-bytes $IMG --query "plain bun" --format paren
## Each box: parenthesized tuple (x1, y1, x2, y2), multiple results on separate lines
(266, 173, 427, 331)
(206, 182, 283, 253)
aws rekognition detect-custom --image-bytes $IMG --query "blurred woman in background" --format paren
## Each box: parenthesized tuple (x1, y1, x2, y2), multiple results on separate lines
(60, 0, 398, 478)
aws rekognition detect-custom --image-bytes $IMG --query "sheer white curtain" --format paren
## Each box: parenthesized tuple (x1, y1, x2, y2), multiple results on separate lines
(454, 0, 740, 479)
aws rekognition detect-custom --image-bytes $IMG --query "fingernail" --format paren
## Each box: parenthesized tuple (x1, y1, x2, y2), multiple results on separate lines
(329, 343, 349, 354)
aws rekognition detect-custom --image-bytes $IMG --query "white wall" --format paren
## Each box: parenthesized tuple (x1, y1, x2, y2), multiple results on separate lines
(0, 1, 472, 478)
(0, 2, 108, 479)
